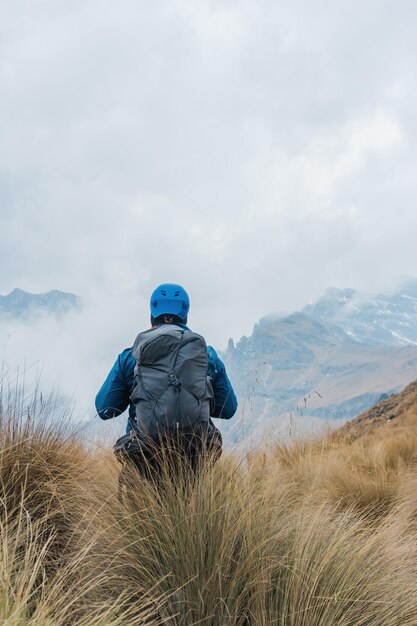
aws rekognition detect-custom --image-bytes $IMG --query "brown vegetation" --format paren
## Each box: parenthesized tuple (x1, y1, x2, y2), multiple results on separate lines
(1, 381, 417, 624)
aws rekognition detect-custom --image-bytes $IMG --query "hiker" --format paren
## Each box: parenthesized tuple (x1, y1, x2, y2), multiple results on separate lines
(95, 283, 237, 480)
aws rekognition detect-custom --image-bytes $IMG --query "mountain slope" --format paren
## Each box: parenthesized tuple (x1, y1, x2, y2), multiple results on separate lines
(340, 378, 417, 442)
(304, 277, 417, 346)
(222, 278, 417, 444)
(0, 288, 80, 319)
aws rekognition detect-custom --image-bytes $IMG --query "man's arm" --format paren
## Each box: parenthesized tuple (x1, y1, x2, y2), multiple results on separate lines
(95, 349, 136, 420)
(207, 346, 238, 419)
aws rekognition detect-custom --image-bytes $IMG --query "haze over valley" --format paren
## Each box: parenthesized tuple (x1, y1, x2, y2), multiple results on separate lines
(2, 277, 417, 445)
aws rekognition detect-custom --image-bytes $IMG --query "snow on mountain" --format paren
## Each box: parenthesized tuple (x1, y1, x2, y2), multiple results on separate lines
(303, 278, 417, 346)
(3, 281, 417, 447)
(220, 278, 417, 446)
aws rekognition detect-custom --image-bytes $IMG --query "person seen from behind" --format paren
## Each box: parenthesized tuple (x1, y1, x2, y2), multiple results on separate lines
(95, 283, 237, 482)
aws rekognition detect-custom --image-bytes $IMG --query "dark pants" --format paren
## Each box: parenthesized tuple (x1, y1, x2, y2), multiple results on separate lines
(114, 424, 222, 485)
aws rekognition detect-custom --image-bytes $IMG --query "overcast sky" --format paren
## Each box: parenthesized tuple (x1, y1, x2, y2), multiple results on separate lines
(1, 0, 417, 420)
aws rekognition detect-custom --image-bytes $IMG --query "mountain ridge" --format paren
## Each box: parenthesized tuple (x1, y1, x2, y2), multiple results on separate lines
(0, 288, 81, 319)
(339, 377, 417, 442)
(221, 278, 417, 444)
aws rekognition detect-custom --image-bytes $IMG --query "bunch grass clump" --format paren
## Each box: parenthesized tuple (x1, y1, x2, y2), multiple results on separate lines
(1, 378, 417, 624)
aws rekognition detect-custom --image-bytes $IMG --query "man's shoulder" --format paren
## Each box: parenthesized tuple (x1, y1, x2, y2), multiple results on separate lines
(113, 348, 136, 386)
(181, 325, 223, 375)
(206, 345, 225, 378)
(207, 345, 219, 360)
(117, 347, 135, 369)
(119, 347, 133, 360)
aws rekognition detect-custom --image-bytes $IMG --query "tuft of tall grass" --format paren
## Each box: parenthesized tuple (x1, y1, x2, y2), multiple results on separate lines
(114, 448, 417, 625)
(0, 380, 164, 624)
(0, 502, 162, 626)
(270, 423, 417, 517)
(1, 377, 417, 624)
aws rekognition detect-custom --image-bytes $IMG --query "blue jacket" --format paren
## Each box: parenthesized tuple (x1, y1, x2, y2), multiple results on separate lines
(95, 326, 238, 433)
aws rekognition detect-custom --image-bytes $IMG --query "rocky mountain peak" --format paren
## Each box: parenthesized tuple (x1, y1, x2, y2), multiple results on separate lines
(0, 289, 81, 319)
(222, 278, 417, 445)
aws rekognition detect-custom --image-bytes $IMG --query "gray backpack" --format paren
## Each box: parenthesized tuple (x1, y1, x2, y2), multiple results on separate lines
(129, 324, 213, 438)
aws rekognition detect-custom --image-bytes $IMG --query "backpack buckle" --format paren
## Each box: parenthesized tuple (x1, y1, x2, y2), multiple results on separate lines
(168, 373, 181, 390)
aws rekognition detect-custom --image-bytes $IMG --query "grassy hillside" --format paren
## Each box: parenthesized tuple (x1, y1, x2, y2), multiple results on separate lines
(340, 378, 417, 439)
(1, 384, 417, 625)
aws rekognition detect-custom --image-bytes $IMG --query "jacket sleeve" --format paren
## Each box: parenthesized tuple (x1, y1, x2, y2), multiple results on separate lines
(207, 346, 238, 419)
(95, 349, 135, 420)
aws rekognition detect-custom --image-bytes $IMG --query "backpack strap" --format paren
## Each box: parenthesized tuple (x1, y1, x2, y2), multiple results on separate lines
(168, 329, 185, 427)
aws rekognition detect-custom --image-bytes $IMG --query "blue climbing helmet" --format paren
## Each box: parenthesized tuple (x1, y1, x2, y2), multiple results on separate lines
(150, 283, 190, 321)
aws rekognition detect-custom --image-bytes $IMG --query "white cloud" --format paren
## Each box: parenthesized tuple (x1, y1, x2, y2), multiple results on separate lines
(1, 0, 417, 417)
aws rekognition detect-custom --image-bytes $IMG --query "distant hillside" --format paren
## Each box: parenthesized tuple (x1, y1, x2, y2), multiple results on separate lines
(0, 288, 80, 319)
(340, 378, 417, 442)
(221, 278, 417, 444)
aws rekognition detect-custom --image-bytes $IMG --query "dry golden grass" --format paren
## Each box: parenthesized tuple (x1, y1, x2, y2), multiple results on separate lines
(1, 383, 417, 624)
